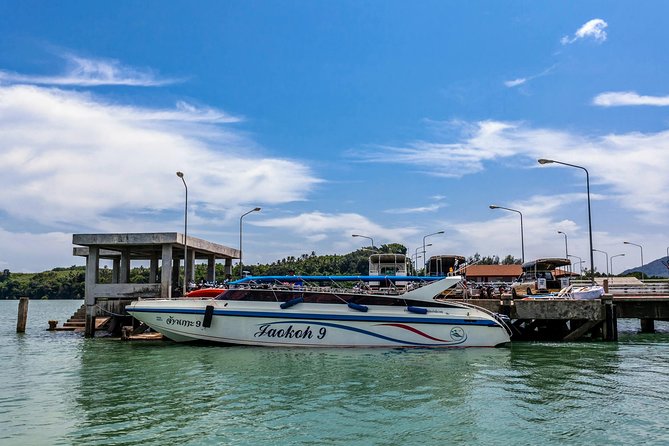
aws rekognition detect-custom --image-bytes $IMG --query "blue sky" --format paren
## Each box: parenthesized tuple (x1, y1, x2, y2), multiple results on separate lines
(1, 1, 668, 275)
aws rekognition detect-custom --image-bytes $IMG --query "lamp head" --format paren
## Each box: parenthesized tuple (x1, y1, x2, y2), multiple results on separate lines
(558, 230, 564, 234)
(623, 241, 630, 245)
(176, 171, 184, 178)
(253, 207, 261, 212)
(489, 205, 499, 209)
(352, 234, 361, 238)
(437, 231, 445, 235)
(537, 159, 554, 165)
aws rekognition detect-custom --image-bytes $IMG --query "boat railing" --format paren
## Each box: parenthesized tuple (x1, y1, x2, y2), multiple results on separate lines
(231, 278, 431, 296)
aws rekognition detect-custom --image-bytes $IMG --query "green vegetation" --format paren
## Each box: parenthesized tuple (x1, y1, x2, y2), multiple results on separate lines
(0, 266, 85, 300)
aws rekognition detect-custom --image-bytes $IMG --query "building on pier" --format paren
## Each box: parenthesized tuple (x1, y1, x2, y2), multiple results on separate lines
(73, 232, 239, 337)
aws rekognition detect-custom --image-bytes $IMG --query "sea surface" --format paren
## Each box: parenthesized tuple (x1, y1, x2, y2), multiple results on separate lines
(2, 300, 669, 446)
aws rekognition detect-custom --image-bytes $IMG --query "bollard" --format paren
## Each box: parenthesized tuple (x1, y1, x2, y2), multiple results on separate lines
(17, 297, 29, 333)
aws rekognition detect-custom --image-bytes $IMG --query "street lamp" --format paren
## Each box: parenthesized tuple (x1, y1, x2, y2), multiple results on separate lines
(538, 159, 594, 284)
(352, 234, 375, 250)
(557, 231, 569, 259)
(414, 244, 431, 274)
(422, 231, 444, 275)
(413, 255, 422, 274)
(623, 241, 644, 271)
(568, 254, 584, 276)
(176, 171, 188, 296)
(592, 248, 609, 277)
(610, 253, 625, 276)
(239, 207, 261, 279)
(489, 205, 524, 263)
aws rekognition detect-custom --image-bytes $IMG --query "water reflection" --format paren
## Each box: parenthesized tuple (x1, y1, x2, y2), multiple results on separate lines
(70, 342, 512, 445)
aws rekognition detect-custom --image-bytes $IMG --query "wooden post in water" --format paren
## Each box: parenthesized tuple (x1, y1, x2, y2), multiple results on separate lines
(17, 297, 29, 333)
(640, 318, 655, 333)
(601, 294, 618, 341)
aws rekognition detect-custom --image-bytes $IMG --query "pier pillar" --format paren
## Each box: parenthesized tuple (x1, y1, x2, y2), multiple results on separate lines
(207, 255, 216, 284)
(188, 249, 196, 284)
(172, 256, 181, 296)
(119, 248, 131, 283)
(84, 246, 99, 338)
(224, 258, 232, 277)
(640, 318, 655, 333)
(150, 256, 159, 284)
(16, 296, 29, 333)
(161, 244, 173, 299)
(112, 258, 120, 283)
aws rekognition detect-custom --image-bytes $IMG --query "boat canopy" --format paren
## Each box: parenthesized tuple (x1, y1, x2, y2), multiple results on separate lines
(230, 275, 444, 285)
(426, 255, 467, 276)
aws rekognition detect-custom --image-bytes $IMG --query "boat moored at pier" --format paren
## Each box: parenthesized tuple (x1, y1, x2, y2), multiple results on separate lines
(126, 275, 511, 348)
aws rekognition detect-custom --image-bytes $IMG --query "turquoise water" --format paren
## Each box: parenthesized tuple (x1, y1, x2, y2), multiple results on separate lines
(2, 300, 669, 446)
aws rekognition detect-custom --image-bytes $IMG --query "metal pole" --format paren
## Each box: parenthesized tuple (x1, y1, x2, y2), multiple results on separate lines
(593, 249, 609, 277)
(538, 159, 594, 284)
(352, 234, 375, 250)
(240, 207, 261, 279)
(489, 205, 524, 263)
(610, 254, 625, 276)
(568, 254, 583, 276)
(176, 171, 187, 296)
(422, 231, 444, 275)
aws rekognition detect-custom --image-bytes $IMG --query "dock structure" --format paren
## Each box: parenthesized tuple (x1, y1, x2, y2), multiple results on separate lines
(73, 232, 239, 337)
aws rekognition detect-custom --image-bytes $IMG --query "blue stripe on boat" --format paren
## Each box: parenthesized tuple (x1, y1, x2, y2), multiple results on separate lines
(127, 307, 499, 326)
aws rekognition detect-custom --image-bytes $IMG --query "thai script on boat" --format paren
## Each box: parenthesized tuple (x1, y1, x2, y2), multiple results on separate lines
(166, 316, 201, 328)
(254, 324, 326, 340)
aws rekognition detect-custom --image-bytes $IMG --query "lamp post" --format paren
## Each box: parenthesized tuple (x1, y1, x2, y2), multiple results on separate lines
(239, 207, 261, 279)
(352, 234, 375, 250)
(414, 244, 431, 274)
(568, 254, 584, 276)
(538, 159, 594, 284)
(623, 241, 644, 271)
(413, 255, 422, 274)
(422, 231, 444, 275)
(557, 231, 569, 259)
(592, 249, 609, 277)
(176, 171, 188, 296)
(489, 205, 524, 263)
(610, 253, 625, 276)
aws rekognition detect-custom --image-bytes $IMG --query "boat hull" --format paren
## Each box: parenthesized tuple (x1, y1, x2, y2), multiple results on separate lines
(126, 300, 510, 348)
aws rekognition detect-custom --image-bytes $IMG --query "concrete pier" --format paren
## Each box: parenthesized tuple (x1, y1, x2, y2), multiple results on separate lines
(73, 232, 239, 337)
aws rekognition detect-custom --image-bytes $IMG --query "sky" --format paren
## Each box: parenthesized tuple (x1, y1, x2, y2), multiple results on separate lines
(1, 1, 668, 275)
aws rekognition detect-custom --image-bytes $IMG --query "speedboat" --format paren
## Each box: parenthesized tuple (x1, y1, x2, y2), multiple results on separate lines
(126, 275, 511, 348)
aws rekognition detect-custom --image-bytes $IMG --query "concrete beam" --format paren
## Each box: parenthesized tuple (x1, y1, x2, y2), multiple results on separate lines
(161, 243, 172, 299)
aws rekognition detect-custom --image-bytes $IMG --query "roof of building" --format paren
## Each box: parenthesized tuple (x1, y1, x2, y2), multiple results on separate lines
(73, 232, 239, 260)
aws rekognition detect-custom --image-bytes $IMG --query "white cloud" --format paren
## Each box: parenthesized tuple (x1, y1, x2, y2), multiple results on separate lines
(0, 85, 321, 230)
(253, 212, 418, 243)
(0, 229, 78, 273)
(355, 120, 669, 224)
(593, 91, 669, 107)
(384, 204, 443, 214)
(0, 53, 178, 87)
(504, 65, 557, 89)
(504, 78, 527, 88)
(561, 19, 608, 45)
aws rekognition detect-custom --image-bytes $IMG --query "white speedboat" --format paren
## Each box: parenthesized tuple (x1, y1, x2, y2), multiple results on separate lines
(126, 275, 511, 348)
